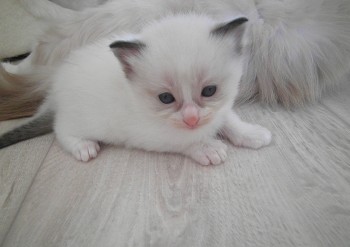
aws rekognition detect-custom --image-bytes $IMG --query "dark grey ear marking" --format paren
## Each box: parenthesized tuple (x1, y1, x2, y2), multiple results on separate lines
(211, 17, 248, 36)
(109, 40, 146, 50)
(211, 17, 248, 54)
(109, 40, 146, 78)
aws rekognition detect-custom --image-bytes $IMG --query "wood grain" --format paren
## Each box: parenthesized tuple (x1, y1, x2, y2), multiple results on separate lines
(0, 127, 54, 244)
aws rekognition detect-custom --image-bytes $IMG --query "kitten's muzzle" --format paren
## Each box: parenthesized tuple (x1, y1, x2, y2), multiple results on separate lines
(182, 104, 199, 129)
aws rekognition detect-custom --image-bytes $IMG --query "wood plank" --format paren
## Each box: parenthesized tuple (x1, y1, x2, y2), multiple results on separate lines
(3, 140, 317, 247)
(236, 100, 350, 247)
(0, 118, 54, 244)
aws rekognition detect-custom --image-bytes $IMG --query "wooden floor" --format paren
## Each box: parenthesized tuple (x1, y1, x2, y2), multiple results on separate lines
(1, 79, 350, 247)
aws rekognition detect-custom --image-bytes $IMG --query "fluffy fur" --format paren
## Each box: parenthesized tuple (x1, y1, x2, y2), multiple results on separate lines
(0, 14, 272, 165)
(1, 0, 350, 120)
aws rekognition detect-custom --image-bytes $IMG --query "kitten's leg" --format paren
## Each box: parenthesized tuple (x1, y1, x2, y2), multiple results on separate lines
(182, 139, 228, 166)
(222, 111, 272, 149)
(56, 133, 100, 162)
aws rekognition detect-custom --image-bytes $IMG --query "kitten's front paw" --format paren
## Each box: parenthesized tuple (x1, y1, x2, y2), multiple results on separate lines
(186, 139, 227, 166)
(229, 124, 272, 149)
(72, 140, 101, 162)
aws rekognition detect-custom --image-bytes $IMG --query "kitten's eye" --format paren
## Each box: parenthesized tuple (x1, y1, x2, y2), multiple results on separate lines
(201, 85, 217, 97)
(158, 92, 175, 104)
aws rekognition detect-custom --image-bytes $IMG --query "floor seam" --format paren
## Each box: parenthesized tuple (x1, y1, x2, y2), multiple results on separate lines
(0, 136, 55, 247)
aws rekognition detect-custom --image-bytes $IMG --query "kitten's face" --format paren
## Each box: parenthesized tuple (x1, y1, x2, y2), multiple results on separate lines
(131, 61, 242, 131)
(111, 14, 247, 131)
(129, 48, 243, 132)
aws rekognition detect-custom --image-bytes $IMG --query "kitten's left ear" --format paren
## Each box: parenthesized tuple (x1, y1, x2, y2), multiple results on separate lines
(110, 40, 146, 78)
(211, 17, 248, 53)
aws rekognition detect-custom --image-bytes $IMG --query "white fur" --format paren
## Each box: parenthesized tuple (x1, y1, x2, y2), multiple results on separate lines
(18, 0, 350, 108)
(44, 14, 271, 165)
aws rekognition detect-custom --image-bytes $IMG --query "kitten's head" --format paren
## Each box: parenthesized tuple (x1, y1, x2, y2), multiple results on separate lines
(110, 14, 248, 133)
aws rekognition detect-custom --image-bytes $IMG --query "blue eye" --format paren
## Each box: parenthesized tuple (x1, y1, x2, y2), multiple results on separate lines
(201, 85, 217, 97)
(158, 92, 175, 104)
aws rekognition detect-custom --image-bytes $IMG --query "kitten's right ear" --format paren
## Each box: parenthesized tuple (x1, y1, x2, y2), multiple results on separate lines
(211, 17, 248, 53)
(110, 40, 146, 78)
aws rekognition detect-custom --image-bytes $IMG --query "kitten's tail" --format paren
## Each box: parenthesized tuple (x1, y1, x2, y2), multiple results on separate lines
(238, 0, 350, 107)
(0, 110, 53, 149)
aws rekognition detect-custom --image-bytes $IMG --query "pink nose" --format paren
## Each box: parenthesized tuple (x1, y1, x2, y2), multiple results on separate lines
(182, 104, 199, 128)
(184, 116, 199, 127)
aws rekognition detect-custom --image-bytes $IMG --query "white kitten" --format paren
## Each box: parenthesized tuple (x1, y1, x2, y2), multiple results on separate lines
(0, 14, 271, 165)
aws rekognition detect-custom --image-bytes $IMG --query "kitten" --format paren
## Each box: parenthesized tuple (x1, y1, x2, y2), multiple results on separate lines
(2, 0, 350, 120)
(0, 14, 271, 165)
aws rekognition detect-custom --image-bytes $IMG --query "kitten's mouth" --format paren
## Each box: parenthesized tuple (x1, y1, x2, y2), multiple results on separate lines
(171, 114, 212, 130)
(175, 123, 201, 130)
(185, 124, 199, 130)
